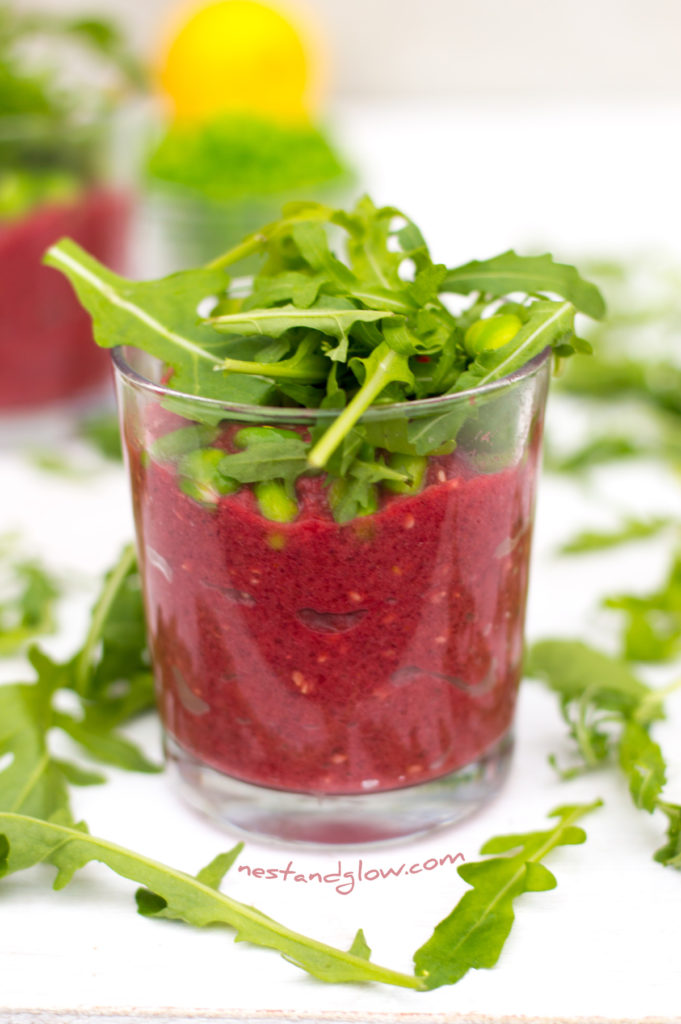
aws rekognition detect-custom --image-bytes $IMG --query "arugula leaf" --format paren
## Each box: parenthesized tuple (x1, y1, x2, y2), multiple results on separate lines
(655, 803, 681, 868)
(452, 301, 576, 393)
(546, 435, 648, 474)
(526, 639, 681, 868)
(525, 640, 652, 719)
(327, 456, 409, 523)
(79, 413, 123, 462)
(308, 342, 414, 468)
(0, 545, 60, 656)
(413, 802, 601, 989)
(218, 437, 310, 487)
(0, 813, 424, 990)
(0, 546, 158, 821)
(0, 661, 76, 821)
(0, 800, 599, 992)
(604, 552, 681, 663)
(47, 197, 602, 503)
(208, 304, 394, 341)
(441, 251, 606, 318)
(619, 719, 666, 813)
(558, 516, 672, 555)
(43, 241, 231, 393)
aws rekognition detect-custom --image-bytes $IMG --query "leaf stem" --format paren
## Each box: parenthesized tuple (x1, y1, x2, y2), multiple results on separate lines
(635, 677, 681, 723)
(0, 813, 426, 991)
(206, 235, 267, 272)
(73, 544, 137, 697)
(308, 345, 406, 469)
(219, 356, 328, 382)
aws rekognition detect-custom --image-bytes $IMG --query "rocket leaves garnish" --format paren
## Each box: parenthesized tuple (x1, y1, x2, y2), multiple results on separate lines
(558, 516, 673, 555)
(45, 196, 603, 519)
(0, 813, 424, 990)
(0, 539, 60, 656)
(603, 552, 681, 663)
(0, 545, 158, 824)
(441, 251, 606, 319)
(525, 639, 681, 868)
(413, 802, 601, 988)
(0, 802, 598, 993)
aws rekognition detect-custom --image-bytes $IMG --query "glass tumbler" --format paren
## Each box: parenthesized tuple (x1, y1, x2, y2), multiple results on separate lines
(0, 115, 131, 411)
(113, 345, 551, 844)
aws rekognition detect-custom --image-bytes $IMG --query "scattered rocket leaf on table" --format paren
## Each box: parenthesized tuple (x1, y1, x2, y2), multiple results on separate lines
(604, 552, 681, 663)
(0, 546, 159, 821)
(0, 813, 424, 990)
(413, 802, 601, 989)
(526, 639, 681, 868)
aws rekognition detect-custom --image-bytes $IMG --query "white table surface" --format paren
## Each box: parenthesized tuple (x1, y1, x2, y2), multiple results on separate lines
(1, 100, 681, 1024)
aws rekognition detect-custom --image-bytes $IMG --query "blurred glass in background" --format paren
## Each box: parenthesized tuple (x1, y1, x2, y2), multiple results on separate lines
(139, 0, 352, 274)
(0, 4, 141, 411)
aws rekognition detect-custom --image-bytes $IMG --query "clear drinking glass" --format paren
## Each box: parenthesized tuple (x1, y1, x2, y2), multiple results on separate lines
(0, 115, 131, 410)
(113, 345, 551, 844)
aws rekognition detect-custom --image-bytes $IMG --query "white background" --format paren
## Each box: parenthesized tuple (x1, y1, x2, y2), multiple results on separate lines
(4, 0, 681, 1018)
(15, 0, 681, 102)
(2, 95, 681, 1021)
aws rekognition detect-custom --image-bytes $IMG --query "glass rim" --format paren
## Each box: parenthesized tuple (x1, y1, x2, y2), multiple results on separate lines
(111, 344, 552, 422)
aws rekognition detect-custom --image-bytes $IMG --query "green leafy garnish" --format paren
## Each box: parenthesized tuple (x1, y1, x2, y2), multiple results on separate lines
(0, 813, 423, 989)
(558, 516, 673, 555)
(79, 412, 123, 462)
(0, 540, 60, 655)
(0, 545, 157, 823)
(441, 251, 606, 319)
(413, 802, 601, 989)
(604, 552, 681, 662)
(0, 800, 597, 992)
(526, 639, 681, 868)
(45, 196, 603, 521)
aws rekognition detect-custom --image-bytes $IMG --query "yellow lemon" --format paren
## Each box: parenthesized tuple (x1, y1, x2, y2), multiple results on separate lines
(155, 0, 324, 123)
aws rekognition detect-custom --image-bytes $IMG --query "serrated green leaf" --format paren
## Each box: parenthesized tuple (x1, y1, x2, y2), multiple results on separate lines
(44, 240, 234, 396)
(209, 303, 394, 341)
(196, 845, 244, 889)
(0, 550, 60, 656)
(654, 803, 681, 868)
(604, 553, 681, 663)
(442, 251, 606, 318)
(348, 929, 371, 960)
(618, 720, 667, 812)
(452, 301, 574, 393)
(413, 802, 600, 989)
(218, 437, 309, 486)
(525, 640, 651, 717)
(559, 517, 671, 555)
(0, 814, 423, 990)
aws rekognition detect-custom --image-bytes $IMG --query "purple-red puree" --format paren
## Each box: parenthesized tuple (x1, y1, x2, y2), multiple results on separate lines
(128, 408, 543, 796)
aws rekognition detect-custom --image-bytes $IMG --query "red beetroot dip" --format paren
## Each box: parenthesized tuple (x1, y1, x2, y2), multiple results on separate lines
(127, 411, 542, 797)
(0, 188, 129, 410)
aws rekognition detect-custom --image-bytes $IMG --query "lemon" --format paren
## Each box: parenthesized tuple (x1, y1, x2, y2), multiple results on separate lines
(155, 0, 324, 123)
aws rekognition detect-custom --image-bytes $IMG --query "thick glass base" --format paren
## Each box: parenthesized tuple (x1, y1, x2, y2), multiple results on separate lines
(164, 731, 514, 846)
